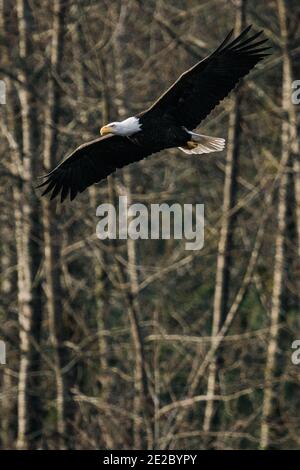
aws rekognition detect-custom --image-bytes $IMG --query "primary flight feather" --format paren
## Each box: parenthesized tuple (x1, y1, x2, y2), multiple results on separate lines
(39, 25, 270, 202)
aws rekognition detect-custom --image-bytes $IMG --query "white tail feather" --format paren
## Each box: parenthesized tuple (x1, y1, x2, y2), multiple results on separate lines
(179, 132, 226, 155)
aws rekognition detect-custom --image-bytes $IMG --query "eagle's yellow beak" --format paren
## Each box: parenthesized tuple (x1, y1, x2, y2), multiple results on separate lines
(100, 125, 113, 136)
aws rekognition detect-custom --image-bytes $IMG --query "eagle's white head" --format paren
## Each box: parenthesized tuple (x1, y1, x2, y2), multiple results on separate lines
(100, 116, 141, 137)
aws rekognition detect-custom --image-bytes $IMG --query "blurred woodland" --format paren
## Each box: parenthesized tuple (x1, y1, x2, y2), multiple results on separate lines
(1, 0, 300, 450)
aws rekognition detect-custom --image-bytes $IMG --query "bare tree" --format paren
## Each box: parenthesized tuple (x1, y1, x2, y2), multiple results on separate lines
(42, 0, 69, 449)
(14, 0, 43, 450)
(1, 0, 299, 451)
(260, 0, 290, 449)
(203, 0, 246, 434)
(113, 1, 152, 448)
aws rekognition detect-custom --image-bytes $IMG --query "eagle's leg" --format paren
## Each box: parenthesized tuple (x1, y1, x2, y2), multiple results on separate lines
(182, 141, 199, 150)
(179, 128, 225, 155)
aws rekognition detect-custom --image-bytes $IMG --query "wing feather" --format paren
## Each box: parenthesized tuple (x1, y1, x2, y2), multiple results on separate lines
(38, 134, 152, 202)
(141, 25, 270, 129)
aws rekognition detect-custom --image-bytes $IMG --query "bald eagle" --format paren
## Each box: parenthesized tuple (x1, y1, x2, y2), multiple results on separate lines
(39, 25, 269, 202)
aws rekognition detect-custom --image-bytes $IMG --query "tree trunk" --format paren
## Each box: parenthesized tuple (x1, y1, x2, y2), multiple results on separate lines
(203, 0, 245, 434)
(89, 55, 114, 449)
(113, 1, 151, 449)
(260, 0, 290, 449)
(42, 0, 70, 449)
(15, 0, 43, 450)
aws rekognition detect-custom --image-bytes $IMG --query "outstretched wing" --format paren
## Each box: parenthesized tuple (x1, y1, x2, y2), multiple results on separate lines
(141, 25, 270, 129)
(38, 134, 152, 202)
